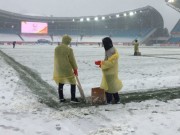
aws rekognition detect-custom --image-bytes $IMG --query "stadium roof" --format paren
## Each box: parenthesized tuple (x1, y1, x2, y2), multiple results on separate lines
(0, 0, 179, 31)
(0, 6, 156, 22)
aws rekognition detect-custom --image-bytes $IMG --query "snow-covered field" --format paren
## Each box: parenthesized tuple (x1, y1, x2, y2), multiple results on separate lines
(0, 44, 180, 135)
(1, 45, 180, 96)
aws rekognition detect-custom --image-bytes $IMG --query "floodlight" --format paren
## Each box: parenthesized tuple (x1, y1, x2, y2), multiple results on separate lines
(123, 13, 127, 16)
(129, 12, 134, 16)
(116, 14, 120, 18)
(94, 17, 98, 21)
(102, 16, 105, 20)
(80, 18, 84, 22)
(86, 18, 90, 21)
(168, 0, 174, 3)
(72, 19, 75, 22)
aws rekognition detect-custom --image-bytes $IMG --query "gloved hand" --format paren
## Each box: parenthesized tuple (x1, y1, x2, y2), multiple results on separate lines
(73, 69, 78, 76)
(95, 61, 101, 68)
(95, 61, 101, 65)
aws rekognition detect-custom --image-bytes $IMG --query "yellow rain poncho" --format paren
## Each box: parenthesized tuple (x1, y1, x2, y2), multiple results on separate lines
(100, 49, 123, 93)
(53, 35, 77, 84)
(134, 42, 139, 53)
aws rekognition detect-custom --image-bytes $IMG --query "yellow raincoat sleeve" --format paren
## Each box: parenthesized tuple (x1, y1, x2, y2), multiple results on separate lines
(68, 49, 78, 70)
(101, 52, 119, 70)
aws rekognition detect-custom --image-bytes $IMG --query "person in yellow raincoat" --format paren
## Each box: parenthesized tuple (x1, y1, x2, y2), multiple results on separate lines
(95, 37, 123, 104)
(53, 35, 79, 103)
(133, 39, 139, 56)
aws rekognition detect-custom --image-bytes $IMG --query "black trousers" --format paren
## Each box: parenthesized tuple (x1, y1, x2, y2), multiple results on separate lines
(134, 52, 138, 56)
(58, 83, 76, 99)
(105, 92, 120, 103)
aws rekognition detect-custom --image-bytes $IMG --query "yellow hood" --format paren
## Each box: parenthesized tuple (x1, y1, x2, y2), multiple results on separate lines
(62, 35, 71, 45)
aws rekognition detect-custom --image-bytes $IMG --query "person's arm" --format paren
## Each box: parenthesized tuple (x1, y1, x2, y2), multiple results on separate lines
(101, 52, 119, 70)
(68, 48, 78, 75)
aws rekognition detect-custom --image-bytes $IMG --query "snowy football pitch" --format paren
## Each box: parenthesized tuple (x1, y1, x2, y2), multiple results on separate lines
(1, 44, 180, 135)
(1, 44, 180, 98)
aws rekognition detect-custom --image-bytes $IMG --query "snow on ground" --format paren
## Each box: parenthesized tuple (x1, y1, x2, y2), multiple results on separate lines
(1, 45, 180, 96)
(0, 44, 180, 135)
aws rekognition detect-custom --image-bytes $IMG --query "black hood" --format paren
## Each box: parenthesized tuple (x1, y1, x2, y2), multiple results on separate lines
(102, 37, 113, 51)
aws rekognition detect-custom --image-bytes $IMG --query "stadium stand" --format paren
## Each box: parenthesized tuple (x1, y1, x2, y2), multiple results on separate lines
(168, 37, 180, 43)
(171, 19, 180, 34)
(20, 34, 51, 42)
(164, 1, 180, 44)
(166, 0, 180, 12)
(0, 6, 173, 45)
(0, 34, 22, 42)
(167, 19, 180, 44)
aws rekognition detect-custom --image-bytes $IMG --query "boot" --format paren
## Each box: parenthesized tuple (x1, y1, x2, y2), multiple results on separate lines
(58, 83, 65, 102)
(113, 93, 120, 104)
(105, 92, 112, 104)
(70, 85, 79, 103)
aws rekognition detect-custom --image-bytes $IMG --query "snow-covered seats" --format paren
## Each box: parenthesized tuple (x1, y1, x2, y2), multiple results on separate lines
(20, 34, 52, 42)
(0, 34, 22, 42)
(80, 35, 106, 43)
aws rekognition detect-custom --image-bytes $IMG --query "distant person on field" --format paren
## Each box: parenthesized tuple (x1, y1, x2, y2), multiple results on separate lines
(95, 37, 123, 104)
(133, 39, 140, 56)
(53, 35, 79, 103)
(98, 42, 101, 47)
(13, 41, 16, 48)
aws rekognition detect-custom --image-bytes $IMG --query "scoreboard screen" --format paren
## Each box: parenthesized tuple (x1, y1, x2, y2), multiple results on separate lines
(21, 21, 48, 34)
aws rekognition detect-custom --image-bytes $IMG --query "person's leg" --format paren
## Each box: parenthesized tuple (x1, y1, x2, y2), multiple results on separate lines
(70, 84, 79, 103)
(71, 84, 76, 99)
(113, 93, 120, 104)
(105, 92, 112, 104)
(58, 83, 65, 101)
